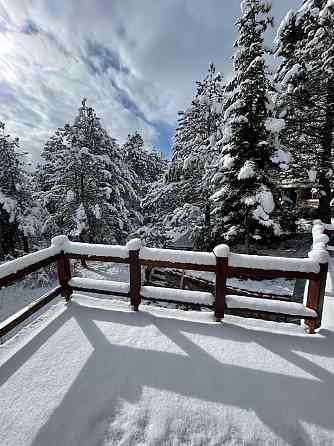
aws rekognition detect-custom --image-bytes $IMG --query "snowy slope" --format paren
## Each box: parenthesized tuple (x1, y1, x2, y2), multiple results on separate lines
(0, 293, 334, 446)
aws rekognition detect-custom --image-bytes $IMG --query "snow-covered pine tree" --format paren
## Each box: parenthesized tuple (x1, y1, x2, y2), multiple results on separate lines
(0, 122, 39, 259)
(274, 10, 311, 185)
(141, 64, 225, 249)
(275, 1, 334, 222)
(171, 63, 225, 205)
(36, 99, 140, 243)
(123, 132, 166, 199)
(210, 0, 286, 251)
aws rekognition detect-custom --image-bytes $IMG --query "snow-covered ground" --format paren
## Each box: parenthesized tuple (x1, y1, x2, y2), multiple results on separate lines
(0, 260, 334, 445)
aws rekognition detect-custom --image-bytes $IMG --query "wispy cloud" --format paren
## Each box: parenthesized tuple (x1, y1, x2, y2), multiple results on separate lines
(0, 0, 301, 163)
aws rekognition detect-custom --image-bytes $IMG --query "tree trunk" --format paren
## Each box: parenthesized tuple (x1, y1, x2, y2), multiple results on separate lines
(244, 214, 250, 254)
(318, 78, 334, 224)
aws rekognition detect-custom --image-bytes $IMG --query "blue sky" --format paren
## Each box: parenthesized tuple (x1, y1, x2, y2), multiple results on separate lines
(0, 0, 301, 162)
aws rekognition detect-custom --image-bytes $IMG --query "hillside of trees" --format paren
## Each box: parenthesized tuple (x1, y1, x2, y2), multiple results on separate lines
(1, 0, 334, 259)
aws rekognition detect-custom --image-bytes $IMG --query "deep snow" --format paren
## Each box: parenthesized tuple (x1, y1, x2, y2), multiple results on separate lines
(0, 261, 334, 445)
(0, 260, 333, 445)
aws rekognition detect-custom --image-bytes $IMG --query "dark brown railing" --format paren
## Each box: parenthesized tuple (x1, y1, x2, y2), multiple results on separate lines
(0, 221, 330, 337)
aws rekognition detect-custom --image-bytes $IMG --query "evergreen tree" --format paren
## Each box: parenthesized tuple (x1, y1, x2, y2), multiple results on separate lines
(210, 0, 286, 250)
(275, 0, 334, 222)
(170, 63, 225, 204)
(123, 132, 166, 199)
(36, 99, 140, 243)
(0, 122, 39, 259)
(141, 64, 225, 248)
(274, 10, 311, 183)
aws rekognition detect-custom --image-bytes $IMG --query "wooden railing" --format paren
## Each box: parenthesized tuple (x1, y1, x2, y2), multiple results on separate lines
(0, 247, 63, 337)
(0, 221, 330, 337)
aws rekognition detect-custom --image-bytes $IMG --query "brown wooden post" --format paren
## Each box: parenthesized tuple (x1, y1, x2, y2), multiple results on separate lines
(305, 261, 328, 333)
(305, 276, 320, 334)
(57, 253, 72, 302)
(305, 225, 329, 333)
(315, 262, 328, 329)
(317, 262, 328, 322)
(127, 239, 142, 311)
(214, 244, 229, 322)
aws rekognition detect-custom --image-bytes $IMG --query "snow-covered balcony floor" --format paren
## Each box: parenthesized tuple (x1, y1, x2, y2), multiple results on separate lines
(1, 294, 334, 446)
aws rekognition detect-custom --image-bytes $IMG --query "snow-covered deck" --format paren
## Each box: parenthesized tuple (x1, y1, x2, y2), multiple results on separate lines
(1, 262, 334, 446)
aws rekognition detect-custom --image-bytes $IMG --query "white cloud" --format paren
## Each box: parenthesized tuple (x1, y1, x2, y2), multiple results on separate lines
(0, 0, 301, 163)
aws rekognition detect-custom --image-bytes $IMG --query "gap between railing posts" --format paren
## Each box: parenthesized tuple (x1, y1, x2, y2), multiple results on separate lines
(305, 224, 329, 333)
(213, 244, 229, 322)
(127, 239, 142, 311)
(52, 236, 72, 302)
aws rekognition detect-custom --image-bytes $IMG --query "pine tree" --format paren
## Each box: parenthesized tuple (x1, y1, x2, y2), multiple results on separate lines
(274, 9, 311, 184)
(36, 99, 140, 243)
(123, 132, 166, 199)
(210, 0, 286, 251)
(0, 122, 39, 259)
(142, 64, 225, 248)
(171, 63, 225, 204)
(275, 1, 334, 222)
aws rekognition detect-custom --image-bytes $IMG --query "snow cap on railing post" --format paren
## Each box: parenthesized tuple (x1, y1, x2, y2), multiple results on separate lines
(126, 238, 142, 252)
(308, 248, 329, 264)
(213, 244, 230, 258)
(312, 220, 325, 237)
(309, 220, 329, 264)
(51, 235, 69, 251)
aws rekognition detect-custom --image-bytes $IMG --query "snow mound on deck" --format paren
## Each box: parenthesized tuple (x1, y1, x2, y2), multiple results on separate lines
(1, 294, 334, 446)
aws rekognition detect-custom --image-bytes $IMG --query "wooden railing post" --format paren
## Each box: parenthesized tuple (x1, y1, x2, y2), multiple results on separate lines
(306, 225, 329, 333)
(305, 262, 328, 333)
(317, 262, 329, 327)
(213, 244, 229, 322)
(52, 235, 72, 303)
(305, 276, 321, 334)
(57, 254, 72, 302)
(127, 239, 142, 311)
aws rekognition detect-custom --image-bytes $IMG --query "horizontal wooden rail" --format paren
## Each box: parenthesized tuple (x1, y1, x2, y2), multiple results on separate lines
(0, 286, 61, 337)
(0, 254, 62, 289)
(140, 260, 317, 280)
(228, 308, 317, 321)
(140, 295, 211, 310)
(0, 249, 63, 338)
(70, 286, 129, 298)
(140, 259, 216, 272)
(152, 268, 293, 301)
(67, 253, 129, 264)
(227, 266, 319, 281)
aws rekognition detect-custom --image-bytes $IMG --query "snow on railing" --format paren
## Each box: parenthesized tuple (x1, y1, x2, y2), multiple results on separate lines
(51, 235, 129, 259)
(139, 247, 216, 266)
(0, 246, 60, 281)
(0, 221, 331, 338)
(229, 253, 320, 273)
